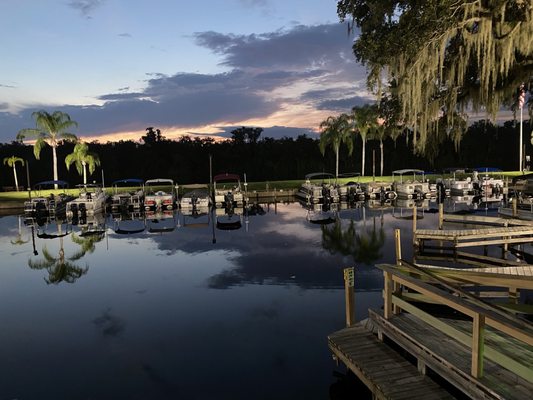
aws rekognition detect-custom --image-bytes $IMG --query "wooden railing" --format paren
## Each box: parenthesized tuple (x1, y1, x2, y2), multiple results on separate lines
(379, 229, 533, 383)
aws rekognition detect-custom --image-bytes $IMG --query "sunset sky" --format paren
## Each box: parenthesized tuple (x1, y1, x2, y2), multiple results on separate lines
(0, 0, 373, 143)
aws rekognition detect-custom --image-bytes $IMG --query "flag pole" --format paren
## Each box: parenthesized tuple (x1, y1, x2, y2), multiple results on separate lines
(518, 84, 525, 173)
(520, 105, 523, 172)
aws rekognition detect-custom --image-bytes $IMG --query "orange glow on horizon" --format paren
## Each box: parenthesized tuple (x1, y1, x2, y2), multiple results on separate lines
(80, 105, 329, 143)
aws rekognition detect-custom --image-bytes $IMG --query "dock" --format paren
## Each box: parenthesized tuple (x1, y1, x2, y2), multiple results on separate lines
(328, 222, 533, 399)
(414, 225, 533, 249)
(328, 323, 453, 399)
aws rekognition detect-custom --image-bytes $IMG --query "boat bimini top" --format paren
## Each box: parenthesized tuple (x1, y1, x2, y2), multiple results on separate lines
(392, 169, 425, 183)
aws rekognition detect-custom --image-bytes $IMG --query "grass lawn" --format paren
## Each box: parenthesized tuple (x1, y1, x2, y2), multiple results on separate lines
(0, 171, 524, 204)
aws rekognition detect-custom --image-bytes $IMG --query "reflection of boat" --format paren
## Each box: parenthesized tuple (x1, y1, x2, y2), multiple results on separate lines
(180, 186, 211, 212)
(31, 218, 72, 239)
(392, 198, 428, 219)
(113, 211, 146, 234)
(296, 173, 339, 204)
(66, 184, 107, 218)
(444, 195, 478, 214)
(71, 211, 106, 236)
(215, 207, 242, 230)
(144, 179, 177, 211)
(180, 209, 210, 229)
(213, 173, 246, 208)
(301, 201, 337, 225)
(146, 210, 177, 233)
(110, 178, 145, 211)
(24, 180, 73, 217)
(392, 169, 432, 199)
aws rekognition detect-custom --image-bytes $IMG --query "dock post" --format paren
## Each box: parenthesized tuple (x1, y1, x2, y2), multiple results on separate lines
(509, 287, 520, 304)
(512, 197, 518, 217)
(343, 267, 355, 327)
(471, 313, 485, 378)
(412, 205, 417, 246)
(394, 229, 402, 265)
(383, 271, 393, 319)
(438, 203, 444, 230)
(393, 229, 402, 315)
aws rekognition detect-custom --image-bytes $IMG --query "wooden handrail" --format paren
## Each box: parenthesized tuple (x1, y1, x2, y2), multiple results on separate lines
(377, 263, 533, 381)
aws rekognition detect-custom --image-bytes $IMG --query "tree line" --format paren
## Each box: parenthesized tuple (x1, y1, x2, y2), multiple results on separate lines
(0, 111, 530, 190)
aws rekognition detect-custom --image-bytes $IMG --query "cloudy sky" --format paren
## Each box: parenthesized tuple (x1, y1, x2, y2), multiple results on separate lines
(0, 0, 371, 143)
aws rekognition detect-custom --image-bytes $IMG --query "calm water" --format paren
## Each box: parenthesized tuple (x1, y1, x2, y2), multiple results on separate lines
(0, 199, 485, 399)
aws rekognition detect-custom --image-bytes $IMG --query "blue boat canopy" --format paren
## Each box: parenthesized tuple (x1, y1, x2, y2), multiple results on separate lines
(34, 180, 69, 189)
(473, 167, 503, 172)
(112, 178, 144, 185)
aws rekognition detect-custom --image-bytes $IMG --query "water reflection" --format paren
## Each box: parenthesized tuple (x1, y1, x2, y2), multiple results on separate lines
(11, 216, 29, 245)
(322, 215, 385, 265)
(27, 221, 89, 284)
(0, 197, 501, 399)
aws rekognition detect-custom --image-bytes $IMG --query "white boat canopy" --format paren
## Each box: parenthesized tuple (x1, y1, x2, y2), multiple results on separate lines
(392, 169, 425, 175)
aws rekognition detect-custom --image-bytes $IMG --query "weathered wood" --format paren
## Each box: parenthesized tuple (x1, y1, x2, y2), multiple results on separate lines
(369, 310, 533, 400)
(471, 313, 485, 378)
(415, 225, 533, 250)
(328, 324, 454, 400)
(344, 267, 355, 327)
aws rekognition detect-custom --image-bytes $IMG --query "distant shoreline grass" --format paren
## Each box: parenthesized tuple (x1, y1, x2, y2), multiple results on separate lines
(0, 171, 523, 206)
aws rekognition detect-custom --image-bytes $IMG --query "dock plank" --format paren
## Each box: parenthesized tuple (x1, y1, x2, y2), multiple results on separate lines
(328, 324, 454, 399)
(369, 310, 533, 400)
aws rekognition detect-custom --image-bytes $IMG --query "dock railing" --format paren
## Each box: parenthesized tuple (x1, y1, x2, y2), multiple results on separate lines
(379, 229, 533, 383)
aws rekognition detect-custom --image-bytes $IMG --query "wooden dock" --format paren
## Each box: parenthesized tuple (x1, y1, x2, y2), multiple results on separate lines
(414, 225, 533, 249)
(328, 323, 454, 399)
(443, 213, 533, 227)
(328, 260, 533, 399)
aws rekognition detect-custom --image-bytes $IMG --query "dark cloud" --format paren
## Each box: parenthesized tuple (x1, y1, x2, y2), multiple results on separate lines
(0, 103, 9, 111)
(118, 33, 132, 38)
(213, 125, 317, 140)
(316, 96, 370, 112)
(194, 24, 357, 71)
(68, 0, 105, 17)
(0, 23, 368, 143)
(0, 84, 16, 89)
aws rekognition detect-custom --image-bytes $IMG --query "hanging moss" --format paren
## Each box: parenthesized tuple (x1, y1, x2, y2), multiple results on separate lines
(338, 0, 533, 155)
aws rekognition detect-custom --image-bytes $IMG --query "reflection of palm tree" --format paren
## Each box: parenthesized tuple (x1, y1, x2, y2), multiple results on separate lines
(353, 217, 385, 264)
(321, 216, 385, 265)
(28, 241, 88, 284)
(11, 216, 29, 245)
(28, 224, 88, 284)
(70, 232, 105, 260)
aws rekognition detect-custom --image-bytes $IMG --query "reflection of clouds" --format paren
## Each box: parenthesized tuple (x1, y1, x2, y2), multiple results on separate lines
(92, 308, 125, 338)
(249, 300, 281, 320)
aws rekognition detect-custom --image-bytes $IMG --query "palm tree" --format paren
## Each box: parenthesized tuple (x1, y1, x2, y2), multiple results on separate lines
(3, 156, 24, 191)
(65, 141, 101, 184)
(17, 110, 78, 188)
(350, 105, 378, 177)
(319, 114, 353, 178)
